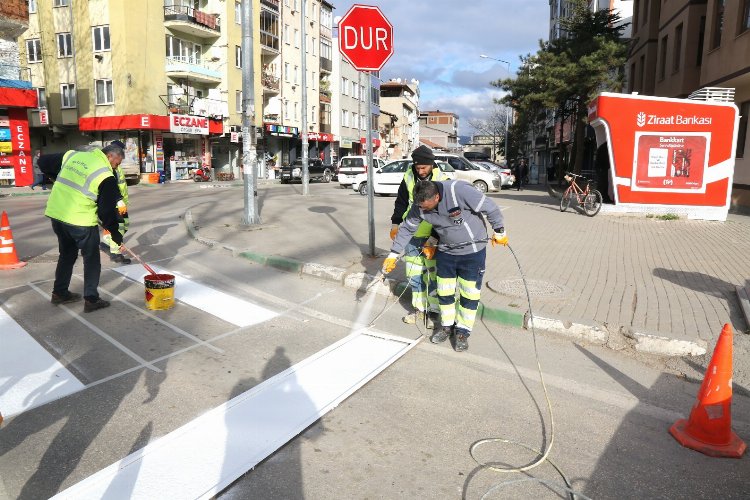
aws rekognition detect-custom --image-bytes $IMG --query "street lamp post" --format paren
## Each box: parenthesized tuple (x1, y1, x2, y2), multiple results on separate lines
(480, 54, 512, 164)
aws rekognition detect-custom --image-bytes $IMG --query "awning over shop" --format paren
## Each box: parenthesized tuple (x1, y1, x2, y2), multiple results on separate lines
(79, 114, 223, 134)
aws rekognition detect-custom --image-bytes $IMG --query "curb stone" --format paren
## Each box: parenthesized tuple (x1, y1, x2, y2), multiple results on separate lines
(184, 207, 705, 356)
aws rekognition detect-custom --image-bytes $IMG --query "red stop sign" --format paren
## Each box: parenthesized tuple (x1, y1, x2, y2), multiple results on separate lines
(338, 5, 394, 72)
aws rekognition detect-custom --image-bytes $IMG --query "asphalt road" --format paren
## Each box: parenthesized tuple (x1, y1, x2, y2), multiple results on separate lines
(0, 182, 748, 499)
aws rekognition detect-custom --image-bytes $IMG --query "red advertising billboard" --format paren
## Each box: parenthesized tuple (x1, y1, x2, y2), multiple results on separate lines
(588, 93, 739, 221)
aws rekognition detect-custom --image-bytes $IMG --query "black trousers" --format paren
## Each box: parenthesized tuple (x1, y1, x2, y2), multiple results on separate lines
(51, 219, 101, 300)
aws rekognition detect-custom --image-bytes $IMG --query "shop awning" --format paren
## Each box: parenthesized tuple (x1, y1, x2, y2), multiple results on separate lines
(79, 114, 223, 134)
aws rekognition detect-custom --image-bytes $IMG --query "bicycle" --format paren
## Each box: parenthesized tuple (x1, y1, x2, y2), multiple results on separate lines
(559, 172, 603, 217)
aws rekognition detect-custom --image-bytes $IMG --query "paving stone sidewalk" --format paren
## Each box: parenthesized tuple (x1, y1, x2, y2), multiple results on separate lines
(181, 182, 750, 358)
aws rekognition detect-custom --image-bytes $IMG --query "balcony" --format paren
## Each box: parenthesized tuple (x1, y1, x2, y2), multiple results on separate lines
(161, 95, 228, 119)
(262, 72, 280, 93)
(0, 64, 31, 84)
(164, 6, 220, 39)
(165, 57, 221, 84)
(320, 25, 332, 40)
(320, 57, 332, 74)
(261, 0, 280, 11)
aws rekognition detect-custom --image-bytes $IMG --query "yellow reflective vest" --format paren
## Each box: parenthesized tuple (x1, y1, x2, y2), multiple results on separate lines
(45, 149, 114, 227)
(402, 166, 448, 238)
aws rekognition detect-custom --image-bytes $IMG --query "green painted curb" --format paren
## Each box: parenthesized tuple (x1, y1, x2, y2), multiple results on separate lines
(237, 251, 267, 265)
(266, 255, 303, 273)
(478, 302, 525, 328)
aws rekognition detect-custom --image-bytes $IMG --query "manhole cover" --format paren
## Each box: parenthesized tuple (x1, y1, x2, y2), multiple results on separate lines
(486, 279, 566, 298)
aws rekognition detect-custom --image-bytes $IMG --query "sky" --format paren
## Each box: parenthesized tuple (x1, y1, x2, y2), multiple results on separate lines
(331, 0, 550, 136)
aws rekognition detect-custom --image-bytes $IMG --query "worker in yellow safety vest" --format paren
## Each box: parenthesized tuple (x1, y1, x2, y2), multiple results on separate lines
(39, 144, 126, 313)
(101, 140, 131, 264)
(389, 145, 449, 329)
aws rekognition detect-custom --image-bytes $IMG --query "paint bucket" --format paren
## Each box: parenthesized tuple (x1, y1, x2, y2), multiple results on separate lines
(144, 273, 175, 310)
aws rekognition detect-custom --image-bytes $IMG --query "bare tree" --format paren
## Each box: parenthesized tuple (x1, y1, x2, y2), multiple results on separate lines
(467, 104, 511, 160)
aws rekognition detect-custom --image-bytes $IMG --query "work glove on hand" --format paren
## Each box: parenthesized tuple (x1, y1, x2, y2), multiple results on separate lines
(491, 228, 508, 247)
(389, 224, 399, 240)
(381, 252, 399, 275)
(117, 200, 127, 216)
(422, 236, 438, 260)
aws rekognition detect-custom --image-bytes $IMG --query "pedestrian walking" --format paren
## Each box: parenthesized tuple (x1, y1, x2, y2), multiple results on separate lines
(39, 143, 126, 313)
(30, 150, 47, 190)
(389, 145, 449, 328)
(516, 158, 528, 191)
(382, 179, 508, 352)
(100, 141, 132, 264)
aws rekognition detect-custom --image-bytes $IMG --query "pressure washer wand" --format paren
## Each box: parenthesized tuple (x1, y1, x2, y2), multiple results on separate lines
(120, 244, 157, 276)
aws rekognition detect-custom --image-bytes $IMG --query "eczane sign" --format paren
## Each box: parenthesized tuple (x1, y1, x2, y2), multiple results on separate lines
(170, 114, 209, 135)
(338, 4, 393, 72)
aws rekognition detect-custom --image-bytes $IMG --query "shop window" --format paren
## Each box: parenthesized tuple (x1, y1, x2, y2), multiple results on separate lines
(60, 83, 77, 108)
(92, 26, 110, 52)
(95, 79, 114, 105)
(57, 33, 73, 58)
(26, 39, 42, 63)
(737, 101, 749, 159)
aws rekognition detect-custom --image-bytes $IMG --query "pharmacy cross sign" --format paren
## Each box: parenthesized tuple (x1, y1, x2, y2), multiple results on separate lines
(338, 4, 394, 72)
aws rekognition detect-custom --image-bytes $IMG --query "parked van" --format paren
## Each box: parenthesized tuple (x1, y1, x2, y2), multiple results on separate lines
(337, 155, 386, 188)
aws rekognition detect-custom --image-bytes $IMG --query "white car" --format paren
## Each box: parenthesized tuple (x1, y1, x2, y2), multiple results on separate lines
(434, 153, 501, 193)
(352, 160, 456, 196)
(473, 160, 515, 188)
(337, 156, 386, 188)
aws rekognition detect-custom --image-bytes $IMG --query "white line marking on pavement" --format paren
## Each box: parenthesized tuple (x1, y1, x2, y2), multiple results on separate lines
(51, 330, 419, 500)
(113, 265, 278, 328)
(74, 275, 224, 354)
(0, 306, 86, 418)
(27, 283, 162, 373)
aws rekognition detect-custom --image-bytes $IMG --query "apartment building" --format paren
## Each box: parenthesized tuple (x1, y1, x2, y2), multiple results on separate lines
(419, 110, 459, 152)
(628, 0, 750, 209)
(379, 79, 419, 159)
(331, 54, 366, 159)
(0, 0, 37, 187)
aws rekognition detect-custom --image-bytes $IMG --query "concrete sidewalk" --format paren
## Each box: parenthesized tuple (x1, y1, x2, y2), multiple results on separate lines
(180, 181, 750, 358)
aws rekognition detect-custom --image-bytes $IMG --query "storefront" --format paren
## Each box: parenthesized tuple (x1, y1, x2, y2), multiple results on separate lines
(306, 132, 334, 165)
(264, 123, 299, 166)
(0, 84, 38, 187)
(78, 114, 223, 182)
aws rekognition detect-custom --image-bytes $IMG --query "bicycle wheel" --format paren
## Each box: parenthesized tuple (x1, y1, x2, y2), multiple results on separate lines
(583, 189, 603, 217)
(560, 191, 571, 212)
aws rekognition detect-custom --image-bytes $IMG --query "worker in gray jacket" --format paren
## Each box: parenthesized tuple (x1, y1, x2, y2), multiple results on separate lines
(382, 180, 508, 352)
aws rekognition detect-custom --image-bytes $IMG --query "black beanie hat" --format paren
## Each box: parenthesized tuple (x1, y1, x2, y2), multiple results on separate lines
(110, 140, 126, 150)
(411, 145, 435, 165)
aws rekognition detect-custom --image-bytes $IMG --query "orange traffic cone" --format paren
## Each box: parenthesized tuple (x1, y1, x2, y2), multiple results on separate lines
(0, 211, 27, 270)
(669, 324, 747, 458)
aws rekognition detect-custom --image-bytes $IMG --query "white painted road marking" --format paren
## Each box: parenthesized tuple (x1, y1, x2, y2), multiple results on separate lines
(113, 264, 279, 327)
(0, 306, 85, 418)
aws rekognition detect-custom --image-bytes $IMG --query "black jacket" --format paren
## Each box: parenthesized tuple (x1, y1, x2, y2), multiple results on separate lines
(39, 152, 123, 244)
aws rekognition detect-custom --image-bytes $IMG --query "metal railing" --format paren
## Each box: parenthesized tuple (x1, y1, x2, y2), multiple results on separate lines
(261, 73, 280, 91)
(163, 6, 220, 31)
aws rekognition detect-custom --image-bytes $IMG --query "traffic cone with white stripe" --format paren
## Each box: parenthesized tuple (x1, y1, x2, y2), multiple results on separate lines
(0, 211, 27, 270)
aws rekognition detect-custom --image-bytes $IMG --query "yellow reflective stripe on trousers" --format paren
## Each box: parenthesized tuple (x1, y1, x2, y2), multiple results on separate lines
(456, 307, 478, 331)
(457, 277, 481, 300)
(403, 255, 426, 277)
(436, 276, 457, 296)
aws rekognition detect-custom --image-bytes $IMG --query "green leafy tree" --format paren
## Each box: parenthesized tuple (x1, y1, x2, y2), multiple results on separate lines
(494, 0, 628, 176)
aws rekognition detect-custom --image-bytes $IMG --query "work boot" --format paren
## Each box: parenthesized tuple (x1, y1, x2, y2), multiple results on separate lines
(402, 310, 434, 329)
(453, 333, 469, 352)
(84, 298, 110, 313)
(430, 326, 452, 344)
(51, 291, 82, 305)
(110, 253, 132, 264)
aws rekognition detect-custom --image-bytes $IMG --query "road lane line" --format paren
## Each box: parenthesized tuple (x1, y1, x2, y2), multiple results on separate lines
(27, 283, 162, 373)
(0, 306, 86, 417)
(75, 275, 224, 354)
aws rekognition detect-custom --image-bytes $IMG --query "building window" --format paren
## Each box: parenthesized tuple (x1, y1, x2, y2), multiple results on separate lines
(342, 109, 348, 127)
(711, 0, 725, 49)
(294, 29, 300, 48)
(284, 100, 289, 120)
(294, 65, 298, 84)
(284, 24, 290, 44)
(737, 101, 749, 159)
(54, 0, 69, 6)
(235, 45, 242, 68)
(294, 102, 298, 120)
(26, 39, 42, 63)
(312, 71, 316, 89)
(36, 87, 46, 108)
(673, 24, 682, 72)
(235, 1, 241, 24)
(305, 35, 309, 53)
(352, 113, 358, 130)
(57, 33, 73, 58)
(312, 37, 316, 56)
(95, 79, 114, 105)
(742, 0, 750, 33)
(92, 26, 110, 52)
(321, 39, 331, 60)
(629, 62, 636, 92)
(236, 90, 242, 113)
(166, 35, 201, 64)
(342, 77, 348, 95)
(60, 83, 76, 108)
(311, 105, 316, 123)
(639, 54, 645, 90)
(29, 0, 37, 13)
(641, 0, 649, 26)
(659, 35, 667, 80)
(284, 62, 289, 81)
(260, 9, 279, 51)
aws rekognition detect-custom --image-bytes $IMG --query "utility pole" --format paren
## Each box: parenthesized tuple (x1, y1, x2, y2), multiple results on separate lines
(300, 0, 309, 195)
(241, 0, 259, 224)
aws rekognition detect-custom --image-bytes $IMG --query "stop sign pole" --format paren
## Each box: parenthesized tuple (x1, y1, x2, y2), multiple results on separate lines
(338, 5, 394, 257)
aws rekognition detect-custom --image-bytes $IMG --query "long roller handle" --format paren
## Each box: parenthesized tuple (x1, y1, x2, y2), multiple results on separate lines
(120, 244, 157, 276)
